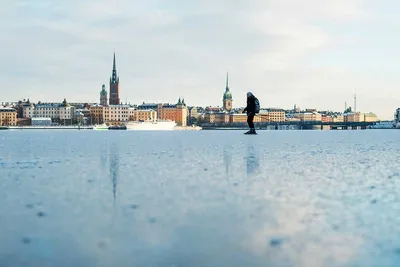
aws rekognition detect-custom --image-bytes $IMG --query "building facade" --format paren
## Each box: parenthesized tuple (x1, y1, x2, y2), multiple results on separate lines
(333, 115, 344, 122)
(364, 113, 378, 122)
(345, 112, 364, 122)
(231, 114, 262, 123)
(23, 99, 75, 123)
(265, 109, 286, 122)
(137, 98, 188, 126)
(223, 73, 233, 111)
(89, 104, 105, 124)
(129, 109, 157, 121)
(104, 105, 129, 123)
(109, 53, 120, 105)
(0, 107, 17, 126)
(293, 112, 322, 122)
(188, 106, 199, 125)
(204, 112, 230, 124)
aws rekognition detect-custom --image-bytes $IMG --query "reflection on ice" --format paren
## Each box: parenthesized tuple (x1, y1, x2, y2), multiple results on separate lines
(1, 130, 400, 267)
(109, 144, 119, 206)
(245, 143, 260, 176)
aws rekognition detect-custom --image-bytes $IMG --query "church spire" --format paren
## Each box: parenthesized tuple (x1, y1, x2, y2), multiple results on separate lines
(113, 52, 116, 71)
(225, 72, 229, 90)
(109, 51, 121, 105)
(111, 52, 118, 84)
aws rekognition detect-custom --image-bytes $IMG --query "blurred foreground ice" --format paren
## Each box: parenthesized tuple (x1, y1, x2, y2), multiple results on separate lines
(1, 130, 400, 267)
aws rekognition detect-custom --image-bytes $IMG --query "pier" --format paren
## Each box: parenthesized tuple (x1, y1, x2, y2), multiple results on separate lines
(8, 126, 93, 130)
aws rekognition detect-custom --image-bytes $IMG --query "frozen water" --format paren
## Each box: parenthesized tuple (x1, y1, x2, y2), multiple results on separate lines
(1, 130, 400, 267)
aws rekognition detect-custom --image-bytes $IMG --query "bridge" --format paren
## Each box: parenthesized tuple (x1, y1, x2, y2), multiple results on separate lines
(201, 121, 378, 130)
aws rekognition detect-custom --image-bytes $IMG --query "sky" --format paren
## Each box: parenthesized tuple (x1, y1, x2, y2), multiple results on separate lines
(1, 0, 400, 119)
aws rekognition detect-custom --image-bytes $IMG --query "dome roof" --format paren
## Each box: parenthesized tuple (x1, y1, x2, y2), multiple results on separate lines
(223, 89, 232, 100)
(60, 98, 70, 107)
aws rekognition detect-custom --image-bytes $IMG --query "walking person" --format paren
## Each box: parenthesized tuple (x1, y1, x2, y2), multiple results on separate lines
(242, 92, 260, 134)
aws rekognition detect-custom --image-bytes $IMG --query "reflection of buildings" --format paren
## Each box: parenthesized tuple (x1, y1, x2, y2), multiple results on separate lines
(223, 147, 232, 175)
(100, 144, 107, 171)
(246, 144, 260, 176)
(109, 145, 119, 205)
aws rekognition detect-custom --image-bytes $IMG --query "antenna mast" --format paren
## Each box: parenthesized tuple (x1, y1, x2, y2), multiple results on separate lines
(354, 94, 357, 113)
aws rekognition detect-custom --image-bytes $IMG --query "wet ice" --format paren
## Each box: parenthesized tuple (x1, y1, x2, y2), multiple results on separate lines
(1, 130, 400, 267)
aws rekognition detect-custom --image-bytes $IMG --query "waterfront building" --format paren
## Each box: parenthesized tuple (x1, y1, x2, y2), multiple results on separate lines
(364, 112, 378, 122)
(129, 108, 157, 121)
(89, 104, 105, 124)
(100, 84, 108, 106)
(59, 99, 73, 121)
(231, 114, 262, 123)
(322, 115, 333, 123)
(104, 105, 129, 123)
(23, 99, 75, 124)
(222, 73, 233, 112)
(109, 53, 120, 105)
(15, 99, 32, 118)
(204, 112, 230, 124)
(265, 108, 286, 122)
(293, 112, 322, 122)
(188, 106, 199, 125)
(333, 115, 344, 122)
(137, 98, 188, 126)
(344, 112, 364, 122)
(0, 107, 17, 126)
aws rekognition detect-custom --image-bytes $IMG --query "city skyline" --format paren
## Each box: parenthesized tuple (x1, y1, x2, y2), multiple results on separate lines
(2, 1, 400, 119)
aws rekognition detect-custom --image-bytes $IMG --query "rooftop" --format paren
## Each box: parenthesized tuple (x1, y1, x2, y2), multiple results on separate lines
(0, 107, 16, 112)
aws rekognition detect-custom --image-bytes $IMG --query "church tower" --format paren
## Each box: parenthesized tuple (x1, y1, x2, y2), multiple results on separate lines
(100, 84, 108, 106)
(109, 53, 120, 105)
(223, 72, 233, 111)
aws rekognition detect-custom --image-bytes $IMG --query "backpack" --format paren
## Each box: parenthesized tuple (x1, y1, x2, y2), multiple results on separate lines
(254, 98, 260, 113)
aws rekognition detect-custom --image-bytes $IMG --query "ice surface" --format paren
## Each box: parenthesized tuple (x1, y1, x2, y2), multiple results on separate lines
(1, 130, 400, 267)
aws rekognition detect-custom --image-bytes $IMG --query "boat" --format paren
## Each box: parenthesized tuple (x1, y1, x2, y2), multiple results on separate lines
(0, 126, 9, 130)
(124, 120, 177, 131)
(108, 125, 127, 130)
(93, 123, 109, 130)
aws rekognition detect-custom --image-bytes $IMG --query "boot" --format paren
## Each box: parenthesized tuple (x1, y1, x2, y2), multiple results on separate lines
(251, 128, 257, 134)
(244, 129, 252, 134)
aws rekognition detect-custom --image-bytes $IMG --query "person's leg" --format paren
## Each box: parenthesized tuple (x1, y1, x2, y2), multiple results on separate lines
(248, 114, 255, 131)
(247, 115, 252, 129)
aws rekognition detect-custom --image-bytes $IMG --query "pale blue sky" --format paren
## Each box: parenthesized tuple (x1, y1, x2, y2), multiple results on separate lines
(1, 0, 400, 119)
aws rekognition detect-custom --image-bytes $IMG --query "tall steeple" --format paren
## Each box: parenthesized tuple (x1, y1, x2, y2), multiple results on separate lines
(109, 52, 121, 105)
(226, 72, 229, 90)
(223, 72, 233, 111)
(111, 52, 118, 84)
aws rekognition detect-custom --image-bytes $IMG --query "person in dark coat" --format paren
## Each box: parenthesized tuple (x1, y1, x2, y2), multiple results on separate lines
(243, 92, 257, 134)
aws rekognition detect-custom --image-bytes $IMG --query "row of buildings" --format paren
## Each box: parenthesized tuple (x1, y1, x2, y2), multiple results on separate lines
(0, 53, 378, 127)
(199, 109, 377, 125)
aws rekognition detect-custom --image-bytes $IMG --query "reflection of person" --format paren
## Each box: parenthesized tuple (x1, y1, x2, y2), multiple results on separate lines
(242, 92, 257, 134)
(246, 144, 260, 176)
